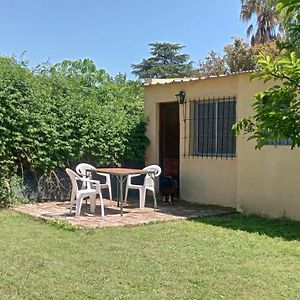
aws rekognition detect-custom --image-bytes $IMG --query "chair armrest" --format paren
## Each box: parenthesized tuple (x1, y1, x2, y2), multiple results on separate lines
(77, 177, 99, 184)
(127, 173, 143, 185)
(79, 177, 101, 190)
(96, 172, 110, 179)
(128, 173, 142, 179)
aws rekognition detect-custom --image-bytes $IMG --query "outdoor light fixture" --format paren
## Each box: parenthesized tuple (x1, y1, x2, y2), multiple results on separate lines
(175, 90, 186, 104)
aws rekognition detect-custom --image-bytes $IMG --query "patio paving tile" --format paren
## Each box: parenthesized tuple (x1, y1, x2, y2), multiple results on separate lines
(12, 198, 235, 229)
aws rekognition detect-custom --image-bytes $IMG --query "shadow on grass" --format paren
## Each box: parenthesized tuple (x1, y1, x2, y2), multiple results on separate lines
(190, 213, 300, 241)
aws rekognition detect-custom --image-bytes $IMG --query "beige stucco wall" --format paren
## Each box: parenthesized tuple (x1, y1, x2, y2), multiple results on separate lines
(144, 76, 238, 208)
(144, 74, 300, 221)
(236, 75, 300, 220)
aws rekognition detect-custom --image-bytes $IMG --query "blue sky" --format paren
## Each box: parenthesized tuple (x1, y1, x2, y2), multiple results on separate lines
(0, 0, 247, 78)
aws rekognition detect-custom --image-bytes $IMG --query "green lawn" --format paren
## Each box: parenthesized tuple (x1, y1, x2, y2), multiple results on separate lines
(0, 211, 300, 300)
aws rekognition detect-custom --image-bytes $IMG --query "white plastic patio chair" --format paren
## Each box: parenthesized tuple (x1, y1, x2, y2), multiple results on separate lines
(66, 168, 105, 217)
(76, 163, 112, 205)
(124, 165, 161, 209)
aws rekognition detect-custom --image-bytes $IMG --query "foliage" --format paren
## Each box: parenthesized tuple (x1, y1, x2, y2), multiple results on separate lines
(0, 57, 147, 205)
(276, 0, 300, 52)
(234, 0, 300, 148)
(225, 38, 280, 72)
(131, 42, 194, 79)
(240, 0, 282, 45)
(195, 38, 280, 76)
(196, 51, 227, 77)
(8, 175, 30, 205)
(1, 211, 300, 299)
(224, 38, 258, 72)
(234, 52, 300, 148)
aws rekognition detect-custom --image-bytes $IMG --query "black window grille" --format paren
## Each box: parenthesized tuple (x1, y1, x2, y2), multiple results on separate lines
(191, 97, 236, 158)
(266, 138, 292, 146)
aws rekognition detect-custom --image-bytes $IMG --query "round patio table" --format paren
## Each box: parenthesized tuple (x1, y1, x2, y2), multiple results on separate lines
(92, 168, 156, 216)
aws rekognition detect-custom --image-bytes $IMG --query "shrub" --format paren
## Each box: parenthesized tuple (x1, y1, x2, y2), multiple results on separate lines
(0, 57, 148, 206)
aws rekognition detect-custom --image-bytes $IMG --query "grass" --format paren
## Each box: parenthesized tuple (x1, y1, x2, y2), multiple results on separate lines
(0, 211, 300, 299)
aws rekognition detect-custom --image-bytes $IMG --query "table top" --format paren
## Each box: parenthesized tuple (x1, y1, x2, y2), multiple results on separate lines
(92, 167, 151, 176)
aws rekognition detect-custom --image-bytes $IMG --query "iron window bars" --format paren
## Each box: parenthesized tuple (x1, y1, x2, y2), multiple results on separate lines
(266, 138, 292, 146)
(187, 97, 236, 159)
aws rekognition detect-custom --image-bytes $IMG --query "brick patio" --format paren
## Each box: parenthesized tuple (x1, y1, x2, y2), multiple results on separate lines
(12, 198, 235, 229)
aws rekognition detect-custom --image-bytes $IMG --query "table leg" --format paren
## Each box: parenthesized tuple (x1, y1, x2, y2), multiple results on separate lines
(120, 174, 123, 216)
(116, 175, 119, 207)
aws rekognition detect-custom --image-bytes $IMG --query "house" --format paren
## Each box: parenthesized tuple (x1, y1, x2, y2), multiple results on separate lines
(144, 72, 300, 221)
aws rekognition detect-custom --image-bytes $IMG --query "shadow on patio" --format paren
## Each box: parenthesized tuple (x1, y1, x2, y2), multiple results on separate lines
(12, 197, 236, 229)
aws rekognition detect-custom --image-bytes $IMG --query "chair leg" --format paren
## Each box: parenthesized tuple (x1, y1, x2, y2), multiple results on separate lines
(100, 195, 105, 217)
(140, 189, 146, 208)
(75, 195, 84, 217)
(90, 194, 96, 214)
(153, 190, 157, 209)
(124, 185, 129, 206)
(108, 185, 113, 206)
(69, 190, 76, 213)
(96, 185, 105, 216)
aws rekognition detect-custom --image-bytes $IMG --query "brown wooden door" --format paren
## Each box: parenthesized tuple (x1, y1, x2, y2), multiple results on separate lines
(159, 102, 180, 192)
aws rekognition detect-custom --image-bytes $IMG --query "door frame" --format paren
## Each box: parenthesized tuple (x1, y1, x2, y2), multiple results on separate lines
(159, 102, 180, 194)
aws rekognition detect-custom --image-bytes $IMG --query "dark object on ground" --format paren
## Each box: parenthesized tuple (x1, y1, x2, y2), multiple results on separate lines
(160, 176, 178, 205)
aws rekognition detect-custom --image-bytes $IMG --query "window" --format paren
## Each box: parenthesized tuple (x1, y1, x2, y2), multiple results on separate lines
(193, 98, 236, 158)
(266, 138, 292, 146)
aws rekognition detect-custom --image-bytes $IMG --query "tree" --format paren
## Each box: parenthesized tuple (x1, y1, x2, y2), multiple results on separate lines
(277, 0, 300, 52)
(234, 0, 300, 149)
(240, 0, 281, 45)
(194, 38, 280, 77)
(224, 38, 257, 72)
(131, 42, 194, 79)
(224, 38, 280, 72)
(196, 51, 227, 77)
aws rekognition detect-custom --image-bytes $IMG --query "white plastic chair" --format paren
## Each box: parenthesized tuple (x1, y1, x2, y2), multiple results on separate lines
(76, 163, 112, 204)
(124, 165, 161, 209)
(66, 168, 105, 217)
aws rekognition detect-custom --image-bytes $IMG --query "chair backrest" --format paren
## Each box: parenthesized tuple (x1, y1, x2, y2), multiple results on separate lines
(76, 163, 95, 177)
(143, 165, 161, 178)
(66, 168, 80, 193)
(143, 165, 161, 188)
(76, 163, 95, 188)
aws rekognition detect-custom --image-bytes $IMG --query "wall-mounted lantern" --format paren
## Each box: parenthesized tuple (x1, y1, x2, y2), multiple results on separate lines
(175, 90, 186, 104)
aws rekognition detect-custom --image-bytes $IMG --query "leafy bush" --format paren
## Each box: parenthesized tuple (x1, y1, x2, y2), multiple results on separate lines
(196, 38, 280, 77)
(0, 57, 148, 206)
(233, 0, 300, 149)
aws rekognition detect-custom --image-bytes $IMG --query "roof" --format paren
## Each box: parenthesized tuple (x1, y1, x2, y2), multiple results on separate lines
(143, 70, 255, 86)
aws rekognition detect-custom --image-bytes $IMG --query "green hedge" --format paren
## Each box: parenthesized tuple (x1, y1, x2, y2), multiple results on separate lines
(0, 57, 148, 206)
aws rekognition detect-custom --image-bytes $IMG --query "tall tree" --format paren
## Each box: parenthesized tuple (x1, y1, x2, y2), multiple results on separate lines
(224, 38, 257, 72)
(240, 0, 281, 45)
(196, 51, 227, 77)
(234, 0, 300, 149)
(277, 0, 300, 52)
(131, 42, 194, 79)
(194, 38, 280, 77)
